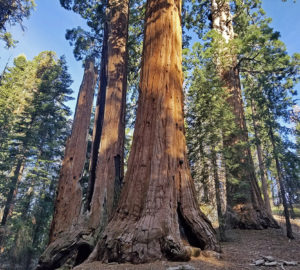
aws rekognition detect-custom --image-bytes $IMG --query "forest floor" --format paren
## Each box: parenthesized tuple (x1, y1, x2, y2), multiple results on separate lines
(75, 216, 300, 270)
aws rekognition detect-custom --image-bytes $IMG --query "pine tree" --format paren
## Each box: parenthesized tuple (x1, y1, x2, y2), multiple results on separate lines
(184, 42, 234, 240)
(0, 51, 73, 264)
(233, 0, 300, 237)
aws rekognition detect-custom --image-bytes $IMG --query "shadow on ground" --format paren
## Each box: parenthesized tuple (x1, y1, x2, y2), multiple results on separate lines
(75, 219, 300, 270)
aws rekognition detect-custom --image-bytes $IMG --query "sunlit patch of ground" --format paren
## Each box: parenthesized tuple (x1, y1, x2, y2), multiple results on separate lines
(190, 255, 233, 269)
(75, 212, 300, 270)
(75, 225, 300, 270)
(274, 214, 300, 234)
(272, 205, 300, 218)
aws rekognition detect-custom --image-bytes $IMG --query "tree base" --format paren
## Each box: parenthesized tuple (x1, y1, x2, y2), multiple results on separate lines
(36, 229, 94, 270)
(226, 204, 280, 230)
(87, 204, 221, 264)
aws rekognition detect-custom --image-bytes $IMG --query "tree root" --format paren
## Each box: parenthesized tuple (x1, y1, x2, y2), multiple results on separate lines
(36, 229, 94, 270)
(226, 204, 280, 230)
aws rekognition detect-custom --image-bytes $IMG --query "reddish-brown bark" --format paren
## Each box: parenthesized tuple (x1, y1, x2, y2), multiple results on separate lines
(49, 59, 97, 242)
(37, 1, 130, 268)
(88, 0, 219, 264)
(87, 0, 129, 230)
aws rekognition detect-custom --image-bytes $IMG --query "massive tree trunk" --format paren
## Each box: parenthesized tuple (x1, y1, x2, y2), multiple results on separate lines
(49, 59, 97, 242)
(37, 1, 129, 268)
(36, 60, 97, 270)
(86, 0, 129, 231)
(250, 99, 272, 215)
(87, 0, 219, 264)
(211, 0, 278, 229)
(86, 28, 108, 211)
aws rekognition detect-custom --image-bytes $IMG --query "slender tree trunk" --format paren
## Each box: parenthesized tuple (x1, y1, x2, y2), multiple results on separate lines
(87, 0, 129, 230)
(198, 140, 211, 203)
(269, 127, 294, 239)
(218, 137, 227, 217)
(13, 158, 43, 267)
(48, 59, 97, 242)
(275, 175, 282, 205)
(211, 0, 278, 229)
(0, 157, 25, 249)
(26, 175, 55, 270)
(1, 158, 25, 226)
(0, 58, 9, 85)
(211, 149, 227, 241)
(250, 99, 272, 214)
(88, 0, 219, 264)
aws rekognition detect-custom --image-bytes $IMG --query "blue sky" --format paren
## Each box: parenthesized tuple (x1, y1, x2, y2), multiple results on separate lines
(262, 0, 300, 55)
(0, 0, 87, 111)
(0, 0, 299, 114)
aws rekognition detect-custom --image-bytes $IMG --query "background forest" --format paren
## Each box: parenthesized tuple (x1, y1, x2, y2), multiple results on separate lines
(0, 0, 299, 269)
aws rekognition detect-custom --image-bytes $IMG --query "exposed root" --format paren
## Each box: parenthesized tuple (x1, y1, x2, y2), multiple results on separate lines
(227, 204, 280, 230)
(88, 225, 187, 264)
(87, 205, 220, 265)
(36, 229, 94, 270)
(160, 236, 190, 261)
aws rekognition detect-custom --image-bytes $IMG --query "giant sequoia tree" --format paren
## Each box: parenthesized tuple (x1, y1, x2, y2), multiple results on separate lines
(87, 0, 219, 263)
(210, 0, 278, 229)
(37, 0, 129, 269)
(86, 0, 129, 230)
(233, 0, 299, 237)
(49, 59, 97, 242)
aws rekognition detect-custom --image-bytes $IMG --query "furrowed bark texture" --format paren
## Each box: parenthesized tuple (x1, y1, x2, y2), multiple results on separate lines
(36, 60, 97, 270)
(88, 0, 219, 264)
(86, 28, 108, 211)
(87, 0, 129, 230)
(37, 2, 130, 268)
(49, 59, 97, 242)
(211, 0, 278, 229)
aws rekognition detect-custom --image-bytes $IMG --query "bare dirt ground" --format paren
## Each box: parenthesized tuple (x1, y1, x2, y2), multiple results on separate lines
(75, 217, 300, 270)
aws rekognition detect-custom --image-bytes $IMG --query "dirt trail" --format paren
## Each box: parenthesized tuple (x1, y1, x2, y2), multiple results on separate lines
(75, 219, 300, 270)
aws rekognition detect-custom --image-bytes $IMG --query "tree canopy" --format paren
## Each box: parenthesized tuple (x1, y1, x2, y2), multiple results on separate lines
(0, 0, 36, 48)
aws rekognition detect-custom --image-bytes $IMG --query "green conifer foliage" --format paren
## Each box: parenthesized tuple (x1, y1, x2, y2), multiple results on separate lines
(184, 0, 299, 235)
(234, 0, 299, 237)
(0, 51, 73, 267)
(185, 41, 235, 239)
